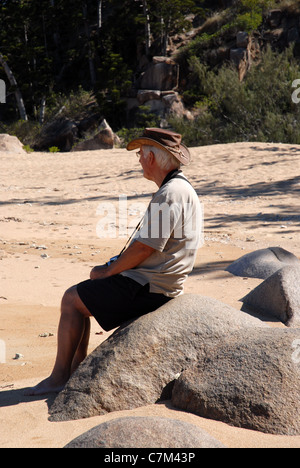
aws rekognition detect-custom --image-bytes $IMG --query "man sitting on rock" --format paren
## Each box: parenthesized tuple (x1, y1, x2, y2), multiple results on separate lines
(25, 128, 202, 396)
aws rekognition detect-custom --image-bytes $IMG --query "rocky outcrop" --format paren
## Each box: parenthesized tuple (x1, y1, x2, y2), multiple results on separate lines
(73, 120, 120, 151)
(34, 118, 78, 152)
(242, 265, 300, 327)
(65, 416, 226, 448)
(34, 117, 120, 153)
(139, 56, 179, 91)
(172, 328, 300, 435)
(0, 134, 26, 153)
(49, 294, 267, 422)
(127, 56, 193, 125)
(264, 8, 300, 53)
(226, 247, 300, 279)
(230, 32, 261, 81)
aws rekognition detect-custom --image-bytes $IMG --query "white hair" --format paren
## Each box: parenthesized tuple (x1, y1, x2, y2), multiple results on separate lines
(143, 145, 180, 171)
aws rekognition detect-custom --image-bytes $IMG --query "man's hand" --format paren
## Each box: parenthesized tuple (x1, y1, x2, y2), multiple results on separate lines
(90, 265, 109, 280)
(90, 241, 155, 281)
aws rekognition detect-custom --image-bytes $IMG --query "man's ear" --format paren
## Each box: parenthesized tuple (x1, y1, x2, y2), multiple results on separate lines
(148, 151, 155, 165)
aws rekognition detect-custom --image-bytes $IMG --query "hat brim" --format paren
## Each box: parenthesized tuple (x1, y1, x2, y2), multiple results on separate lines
(127, 137, 191, 166)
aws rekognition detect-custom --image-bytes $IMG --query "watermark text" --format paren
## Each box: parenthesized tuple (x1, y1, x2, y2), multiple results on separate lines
(0, 79, 6, 103)
(292, 79, 300, 104)
(96, 195, 203, 250)
(0, 339, 6, 364)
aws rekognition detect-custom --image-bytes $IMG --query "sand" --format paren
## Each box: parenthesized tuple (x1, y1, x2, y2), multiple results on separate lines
(0, 141, 300, 448)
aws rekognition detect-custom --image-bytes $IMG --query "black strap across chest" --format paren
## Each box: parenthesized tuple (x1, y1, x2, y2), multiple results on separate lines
(161, 169, 193, 188)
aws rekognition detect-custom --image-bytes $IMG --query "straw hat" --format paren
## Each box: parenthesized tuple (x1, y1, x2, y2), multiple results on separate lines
(127, 128, 191, 166)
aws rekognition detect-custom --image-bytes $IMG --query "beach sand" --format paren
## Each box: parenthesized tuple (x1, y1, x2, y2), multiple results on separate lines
(0, 142, 300, 448)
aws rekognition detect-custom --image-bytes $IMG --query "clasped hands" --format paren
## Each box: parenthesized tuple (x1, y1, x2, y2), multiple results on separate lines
(90, 264, 110, 280)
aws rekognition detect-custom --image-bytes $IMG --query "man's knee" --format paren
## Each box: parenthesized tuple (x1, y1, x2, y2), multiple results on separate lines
(62, 285, 91, 318)
(62, 285, 78, 307)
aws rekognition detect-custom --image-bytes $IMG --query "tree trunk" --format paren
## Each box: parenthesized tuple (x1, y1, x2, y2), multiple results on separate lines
(98, 0, 102, 29)
(142, 0, 151, 55)
(0, 54, 28, 121)
(160, 16, 167, 56)
(39, 95, 46, 124)
(82, 3, 97, 87)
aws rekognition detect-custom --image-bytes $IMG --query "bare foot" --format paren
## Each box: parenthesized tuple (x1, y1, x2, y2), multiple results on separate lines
(24, 376, 66, 396)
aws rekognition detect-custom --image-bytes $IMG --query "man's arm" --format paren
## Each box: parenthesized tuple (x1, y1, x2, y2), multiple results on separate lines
(90, 240, 156, 280)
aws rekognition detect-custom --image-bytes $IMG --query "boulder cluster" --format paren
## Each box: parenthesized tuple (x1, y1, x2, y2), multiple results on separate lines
(50, 247, 300, 448)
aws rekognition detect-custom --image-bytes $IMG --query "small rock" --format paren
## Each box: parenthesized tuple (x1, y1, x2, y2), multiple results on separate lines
(13, 353, 24, 360)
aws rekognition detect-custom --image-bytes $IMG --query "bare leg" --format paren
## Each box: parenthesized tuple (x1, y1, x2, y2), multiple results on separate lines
(71, 317, 91, 375)
(24, 286, 92, 396)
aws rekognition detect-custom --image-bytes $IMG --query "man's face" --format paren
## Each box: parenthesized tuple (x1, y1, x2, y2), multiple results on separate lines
(138, 146, 153, 181)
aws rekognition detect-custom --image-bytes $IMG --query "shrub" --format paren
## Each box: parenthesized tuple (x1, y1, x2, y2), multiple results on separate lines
(23, 144, 34, 153)
(48, 146, 60, 153)
(170, 46, 300, 145)
(4, 120, 40, 147)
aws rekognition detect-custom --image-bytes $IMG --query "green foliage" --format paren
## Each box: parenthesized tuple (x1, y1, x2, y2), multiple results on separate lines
(23, 144, 34, 153)
(170, 46, 300, 146)
(235, 11, 263, 31)
(234, 0, 275, 31)
(48, 146, 60, 153)
(3, 120, 41, 147)
(45, 87, 96, 123)
(116, 128, 145, 148)
(0, 0, 203, 126)
(96, 51, 133, 128)
(0, 0, 300, 149)
(148, 0, 199, 50)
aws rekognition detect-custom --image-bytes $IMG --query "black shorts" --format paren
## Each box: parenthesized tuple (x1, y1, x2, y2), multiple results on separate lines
(76, 274, 172, 331)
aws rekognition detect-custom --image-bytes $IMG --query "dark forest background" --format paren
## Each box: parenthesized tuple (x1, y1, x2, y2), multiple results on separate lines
(1, 0, 300, 150)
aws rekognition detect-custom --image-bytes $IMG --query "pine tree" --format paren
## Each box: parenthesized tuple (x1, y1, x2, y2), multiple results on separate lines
(148, 0, 198, 55)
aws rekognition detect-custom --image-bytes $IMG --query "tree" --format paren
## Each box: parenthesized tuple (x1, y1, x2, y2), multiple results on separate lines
(135, 0, 152, 55)
(148, 0, 198, 55)
(0, 53, 28, 121)
(82, 1, 97, 87)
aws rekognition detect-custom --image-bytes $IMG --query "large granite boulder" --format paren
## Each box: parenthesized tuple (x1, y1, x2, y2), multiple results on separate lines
(49, 294, 267, 422)
(226, 247, 300, 279)
(65, 416, 226, 448)
(242, 265, 300, 327)
(172, 328, 300, 435)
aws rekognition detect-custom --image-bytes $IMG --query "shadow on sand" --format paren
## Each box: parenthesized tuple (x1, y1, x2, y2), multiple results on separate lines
(0, 384, 56, 411)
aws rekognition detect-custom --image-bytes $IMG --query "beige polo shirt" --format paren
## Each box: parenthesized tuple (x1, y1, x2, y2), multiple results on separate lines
(121, 174, 203, 297)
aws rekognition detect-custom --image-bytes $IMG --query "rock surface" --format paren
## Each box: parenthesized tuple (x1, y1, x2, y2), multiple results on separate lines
(64, 416, 226, 448)
(0, 134, 26, 153)
(226, 247, 300, 279)
(34, 118, 78, 152)
(172, 328, 300, 435)
(49, 294, 267, 422)
(73, 119, 120, 151)
(242, 265, 300, 327)
(140, 56, 179, 91)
